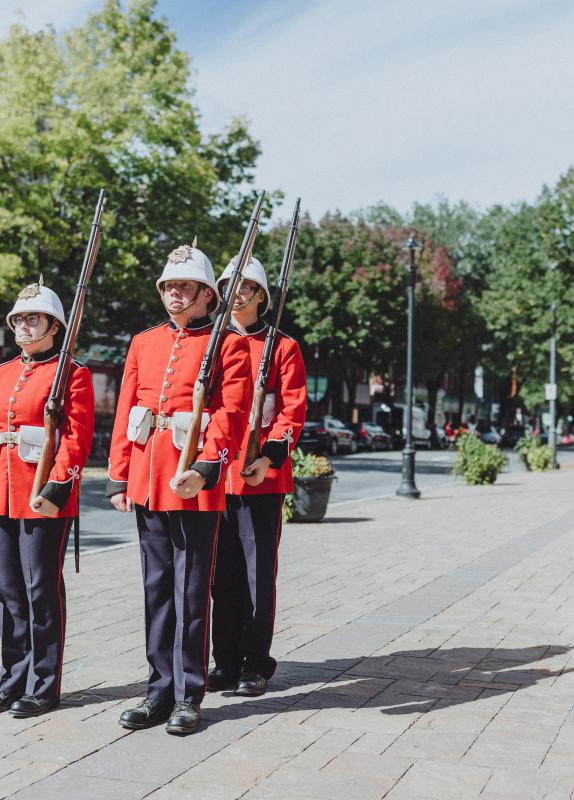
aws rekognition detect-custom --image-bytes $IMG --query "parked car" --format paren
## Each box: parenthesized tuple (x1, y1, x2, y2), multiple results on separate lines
(322, 416, 357, 455)
(298, 421, 331, 454)
(351, 422, 392, 451)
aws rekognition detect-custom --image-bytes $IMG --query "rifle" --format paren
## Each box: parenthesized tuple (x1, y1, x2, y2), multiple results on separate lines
(30, 189, 106, 570)
(173, 190, 266, 480)
(241, 197, 301, 477)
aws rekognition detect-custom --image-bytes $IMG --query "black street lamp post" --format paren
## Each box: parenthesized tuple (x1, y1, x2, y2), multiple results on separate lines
(548, 303, 557, 468)
(397, 233, 423, 499)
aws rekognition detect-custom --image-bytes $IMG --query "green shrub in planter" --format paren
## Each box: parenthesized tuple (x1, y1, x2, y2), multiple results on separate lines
(453, 432, 506, 485)
(515, 435, 534, 470)
(526, 443, 554, 472)
(515, 435, 554, 472)
(283, 448, 336, 523)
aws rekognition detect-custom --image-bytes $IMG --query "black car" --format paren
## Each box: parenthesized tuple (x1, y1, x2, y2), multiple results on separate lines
(298, 420, 331, 454)
(351, 422, 392, 451)
(322, 416, 357, 455)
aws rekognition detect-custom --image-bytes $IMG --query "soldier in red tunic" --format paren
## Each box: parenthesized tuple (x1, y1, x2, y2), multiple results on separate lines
(107, 244, 252, 734)
(209, 257, 307, 696)
(0, 281, 95, 718)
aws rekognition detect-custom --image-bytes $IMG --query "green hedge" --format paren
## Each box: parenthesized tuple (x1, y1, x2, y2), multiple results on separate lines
(453, 432, 506, 485)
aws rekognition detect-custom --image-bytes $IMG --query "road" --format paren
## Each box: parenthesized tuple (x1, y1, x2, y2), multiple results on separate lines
(76, 447, 574, 553)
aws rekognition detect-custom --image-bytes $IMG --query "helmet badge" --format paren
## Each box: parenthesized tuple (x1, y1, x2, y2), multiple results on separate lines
(167, 238, 198, 264)
(18, 274, 44, 300)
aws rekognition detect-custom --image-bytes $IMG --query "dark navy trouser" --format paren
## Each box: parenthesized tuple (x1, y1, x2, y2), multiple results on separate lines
(0, 516, 71, 701)
(212, 494, 283, 680)
(135, 505, 219, 705)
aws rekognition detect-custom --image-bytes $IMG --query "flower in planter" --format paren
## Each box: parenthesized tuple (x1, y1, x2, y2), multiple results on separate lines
(284, 448, 336, 522)
(291, 447, 336, 479)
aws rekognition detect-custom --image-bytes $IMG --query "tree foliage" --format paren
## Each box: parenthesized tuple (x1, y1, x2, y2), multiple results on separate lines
(0, 0, 267, 344)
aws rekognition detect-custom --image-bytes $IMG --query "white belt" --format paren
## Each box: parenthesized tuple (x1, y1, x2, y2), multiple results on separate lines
(0, 431, 20, 445)
(151, 414, 172, 430)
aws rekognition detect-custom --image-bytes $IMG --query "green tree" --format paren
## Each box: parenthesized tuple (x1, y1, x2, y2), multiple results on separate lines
(405, 198, 482, 425)
(259, 211, 406, 414)
(0, 0, 267, 346)
(472, 170, 574, 418)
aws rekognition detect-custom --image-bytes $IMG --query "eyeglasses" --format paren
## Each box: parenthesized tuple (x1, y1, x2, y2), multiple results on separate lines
(238, 282, 260, 296)
(221, 281, 260, 296)
(12, 314, 43, 328)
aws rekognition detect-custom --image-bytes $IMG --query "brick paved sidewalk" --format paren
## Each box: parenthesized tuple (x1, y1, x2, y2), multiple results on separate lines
(1, 469, 574, 799)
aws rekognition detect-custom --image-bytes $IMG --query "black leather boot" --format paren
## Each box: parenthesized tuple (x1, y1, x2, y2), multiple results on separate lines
(0, 691, 22, 712)
(207, 667, 239, 692)
(10, 695, 59, 718)
(119, 697, 171, 730)
(165, 702, 201, 735)
(234, 673, 267, 697)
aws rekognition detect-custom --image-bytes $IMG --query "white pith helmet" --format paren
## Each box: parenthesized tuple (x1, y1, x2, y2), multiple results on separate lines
(156, 242, 219, 312)
(217, 256, 270, 315)
(7, 278, 67, 331)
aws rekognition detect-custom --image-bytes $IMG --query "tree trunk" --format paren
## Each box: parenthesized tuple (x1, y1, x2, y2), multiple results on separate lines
(344, 368, 358, 421)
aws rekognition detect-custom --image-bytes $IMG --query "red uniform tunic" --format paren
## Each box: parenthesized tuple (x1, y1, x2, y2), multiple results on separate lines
(225, 323, 307, 496)
(107, 318, 252, 512)
(0, 349, 95, 519)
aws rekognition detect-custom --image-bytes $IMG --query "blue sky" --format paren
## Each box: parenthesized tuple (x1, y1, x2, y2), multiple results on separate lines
(3, 0, 574, 222)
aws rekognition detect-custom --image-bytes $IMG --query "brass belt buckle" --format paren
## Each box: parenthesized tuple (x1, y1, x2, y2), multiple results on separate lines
(2, 432, 17, 445)
(155, 414, 169, 430)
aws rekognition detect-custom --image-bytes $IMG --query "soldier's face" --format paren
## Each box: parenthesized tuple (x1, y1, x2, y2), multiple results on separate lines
(13, 312, 59, 353)
(161, 280, 213, 318)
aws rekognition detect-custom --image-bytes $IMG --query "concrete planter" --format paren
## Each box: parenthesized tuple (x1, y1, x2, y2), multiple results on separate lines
(292, 475, 335, 522)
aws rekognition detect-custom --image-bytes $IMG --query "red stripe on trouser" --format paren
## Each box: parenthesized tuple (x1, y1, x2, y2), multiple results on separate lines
(55, 518, 73, 696)
(202, 512, 221, 693)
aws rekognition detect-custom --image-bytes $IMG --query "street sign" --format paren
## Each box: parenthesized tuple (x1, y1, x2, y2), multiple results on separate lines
(545, 383, 557, 401)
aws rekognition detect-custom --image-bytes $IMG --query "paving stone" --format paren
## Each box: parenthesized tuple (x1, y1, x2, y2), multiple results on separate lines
(385, 761, 491, 799)
(1, 469, 574, 798)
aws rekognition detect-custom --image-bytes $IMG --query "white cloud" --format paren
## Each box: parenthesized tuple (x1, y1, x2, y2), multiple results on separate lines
(193, 0, 574, 220)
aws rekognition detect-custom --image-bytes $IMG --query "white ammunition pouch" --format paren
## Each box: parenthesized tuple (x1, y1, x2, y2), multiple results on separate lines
(18, 425, 46, 464)
(172, 411, 211, 452)
(249, 392, 276, 430)
(127, 406, 153, 445)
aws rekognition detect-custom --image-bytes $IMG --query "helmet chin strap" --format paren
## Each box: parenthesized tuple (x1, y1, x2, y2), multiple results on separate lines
(234, 288, 263, 311)
(161, 284, 203, 315)
(15, 324, 58, 346)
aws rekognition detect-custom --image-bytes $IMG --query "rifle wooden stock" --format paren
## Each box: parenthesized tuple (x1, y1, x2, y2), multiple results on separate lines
(241, 198, 301, 476)
(174, 191, 266, 477)
(175, 382, 206, 475)
(242, 384, 266, 472)
(31, 410, 59, 500)
(30, 189, 106, 504)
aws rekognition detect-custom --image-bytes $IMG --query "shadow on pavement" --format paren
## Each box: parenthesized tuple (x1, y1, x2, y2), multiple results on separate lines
(61, 680, 148, 708)
(59, 645, 573, 726)
(200, 644, 573, 723)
